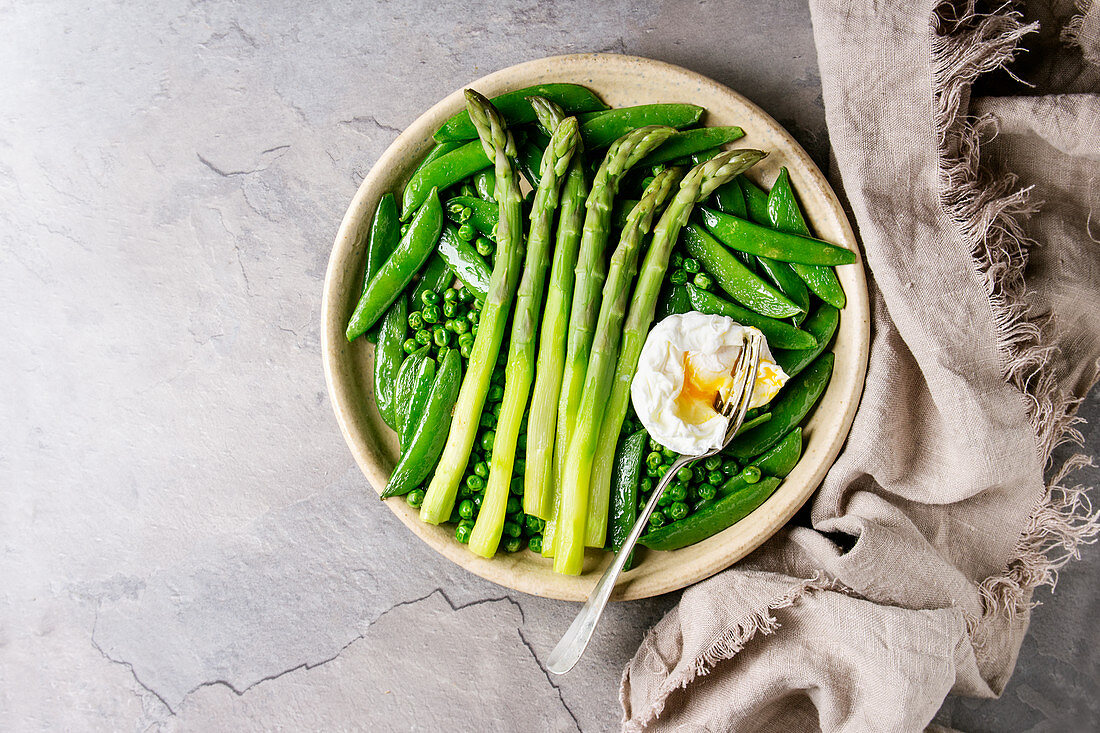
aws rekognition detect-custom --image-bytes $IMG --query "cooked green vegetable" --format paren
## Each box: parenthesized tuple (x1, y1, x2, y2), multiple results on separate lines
(749, 427, 802, 478)
(362, 194, 400, 294)
(680, 223, 803, 318)
(433, 83, 608, 141)
(446, 196, 498, 241)
(727, 351, 834, 459)
(578, 104, 703, 148)
(402, 143, 491, 219)
(738, 175, 771, 222)
(712, 177, 747, 218)
(561, 149, 765, 575)
(400, 352, 437, 450)
(394, 344, 431, 443)
(420, 90, 526, 525)
(698, 206, 857, 266)
(768, 167, 847, 309)
(348, 189, 443, 340)
(411, 252, 453, 306)
(639, 476, 780, 550)
(773, 304, 840, 378)
(638, 126, 744, 167)
(473, 168, 496, 200)
(686, 283, 817, 349)
(381, 348, 462, 498)
(468, 109, 579, 558)
(374, 296, 407, 430)
(436, 225, 491, 302)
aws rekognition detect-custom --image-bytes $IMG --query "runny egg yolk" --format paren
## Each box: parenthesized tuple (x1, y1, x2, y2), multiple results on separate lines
(673, 352, 731, 426)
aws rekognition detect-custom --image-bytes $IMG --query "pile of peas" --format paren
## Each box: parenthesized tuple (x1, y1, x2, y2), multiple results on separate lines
(623, 407, 765, 532)
(668, 250, 713, 292)
(402, 286, 480, 362)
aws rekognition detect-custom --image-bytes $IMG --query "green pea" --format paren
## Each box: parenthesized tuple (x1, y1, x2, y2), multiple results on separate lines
(697, 483, 717, 500)
(639, 477, 653, 494)
(458, 332, 475, 349)
(408, 311, 424, 330)
(442, 287, 458, 303)
(646, 450, 663, 466)
(528, 535, 543, 553)
(669, 501, 689, 520)
(504, 536, 523, 553)
(451, 318, 470, 334)
(671, 252, 684, 269)
(703, 456, 721, 471)
(455, 520, 473, 544)
(459, 206, 473, 222)
(693, 272, 713, 290)
(465, 474, 485, 492)
(510, 477, 525, 496)
(415, 329, 432, 345)
(481, 431, 496, 451)
(457, 222, 476, 241)
(506, 496, 521, 516)
(526, 515, 544, 533)
(675, 466, 694, 483)
(722, 459, 740, 476)
(471, 324, 479, 338)
(648, 511, 667, 528)
(503, 520, 522, 539)
(742, 465, 762, 484)
(460, 343, 472, 359)
(491, 401, 502, 416)
(458, 499, 475, 520)
(683, 257, 700, 274)
(442, 301, 458, 319)
(657, 491, 672, 507)
(471, 494, 483, 510)
(459, 183, 476, 198)
(433, 328, 449, 347)
(474, 461, 489, 478)
(707, 470, 724, 486)
(669, 483, 688, 502)
(461, 286, 476, 303)
(647, 462, 663, 477)
(405, 489, 425, 509)
(422, 304, 441, 324)
(670, 269, 688, 285)
(475, 237, 494, 257)
(420, 290, 439, 306)
(513, 458, 526, 475)
(517, 432, 527, 450)
(661, 447, 677, 461)
(402, 338, 419, 354)
(487, 384, 505, 402)
(479, 413, 495, 429)
(466, 309, 479, 324)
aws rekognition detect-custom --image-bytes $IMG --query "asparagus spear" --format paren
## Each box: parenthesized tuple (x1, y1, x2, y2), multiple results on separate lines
(553, 169, 681, 572)
(467, 106, 580, 558)
(419, 90, 525, 525)
(580, 149, 768, 561)
(522, 102, 588, 528)
(552, 125, 676, 532)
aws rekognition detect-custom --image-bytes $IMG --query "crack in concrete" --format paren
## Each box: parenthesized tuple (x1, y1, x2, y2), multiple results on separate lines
(340, 114, 403, 136)
(517, 627, 583, 732)
(196, 145, 290, 178)
(91, 608, 177, 716)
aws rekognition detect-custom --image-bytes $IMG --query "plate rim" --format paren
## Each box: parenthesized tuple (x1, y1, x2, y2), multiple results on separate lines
(321, 52, 869, 601)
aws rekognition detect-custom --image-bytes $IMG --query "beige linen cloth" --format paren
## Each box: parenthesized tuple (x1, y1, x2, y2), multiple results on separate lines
(621, 1, 1100, 729)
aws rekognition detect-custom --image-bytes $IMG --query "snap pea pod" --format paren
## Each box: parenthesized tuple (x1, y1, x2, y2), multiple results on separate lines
(749, 427, 802, 478)
(436, 225, 491, 302)
(773, 304, 839, 378)
(739, 175, 771, 222)
(411, 252, 454, 306)
(401, 142, 491, 219)
(735, 174, 810, 325)
(712, 177, 747, 218)
(433, 83, 608, 142)
(608, 429, 647, 570)
(394, 345, 430, 436)
(578, 104, 704, 148)
(639, 476, 780, 551)
(516, 135, 546, 188)
(698, 206, 857, 266)
(399, 349, 436, 451)
(637, 126, 744, 168)
(412, 140, 464, 177)
(347, 190, 443, 340)
(658, 284, 692, 319)
(381, 349, 462, 498)
(680, 224, 803, 318)
(727, 351, 834, 459)
(420, 90, 526, 525)
(374, 296, 407, 430)
(362, 193, 400, 293)
(446, 196, 498, 241)
(686, 284, 817, 349)
(768, 167, 847, 309)
(735, 411, 772, 434)
(473, 168, 495, 200)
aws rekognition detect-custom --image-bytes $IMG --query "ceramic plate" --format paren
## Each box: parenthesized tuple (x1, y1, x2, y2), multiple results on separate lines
(321, 53, 869, 601)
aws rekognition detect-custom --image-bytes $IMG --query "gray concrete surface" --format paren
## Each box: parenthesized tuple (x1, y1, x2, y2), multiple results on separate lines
(1, 1, 1096, 730)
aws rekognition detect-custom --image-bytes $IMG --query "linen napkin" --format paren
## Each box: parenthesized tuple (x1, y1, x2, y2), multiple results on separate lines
(621, 1, 1100, 729)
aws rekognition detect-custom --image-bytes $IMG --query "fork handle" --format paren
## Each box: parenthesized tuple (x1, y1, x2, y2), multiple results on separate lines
(545, 453, 694, 675)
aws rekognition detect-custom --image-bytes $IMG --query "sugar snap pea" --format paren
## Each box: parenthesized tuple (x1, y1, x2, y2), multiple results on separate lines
(473, 169, 495, 200)
(727, 351, 834, 459)
(699, 206, 856, 266)
(433, 83, 608, 142)
(748, 427, 802, 477)
(768, 167, 847, 309)
(412, 253, 453, 306)
(362, 193, 400, 292)
(738, 175, 771, 222)
(446, 196, 497, 241)
(638, 126, 744, 167)
(401, 142, 491, 219)
(658, 284, 692, 318)
(686, 283, 816, 349)
(680, 223, 803, 318)
(396, 346, 436, 450)
(381, 348, 462, 498)
(608, 428, 647, 570)
(436, 225, 491, 302)
(773, 304, 839, 378)
(578, 104, 704, 148)
(374, 296, 407, 430)
(712, 176, 747, 218)
(348, 189, 443, 340)
(412, 140, 464, 177)
(639, 476, 780, 550)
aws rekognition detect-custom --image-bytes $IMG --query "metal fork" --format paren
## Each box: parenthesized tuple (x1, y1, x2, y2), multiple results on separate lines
(546, 331, 763, 675)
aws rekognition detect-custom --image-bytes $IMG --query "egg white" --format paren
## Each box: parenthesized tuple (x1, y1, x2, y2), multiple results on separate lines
(630, 311, 789, 455)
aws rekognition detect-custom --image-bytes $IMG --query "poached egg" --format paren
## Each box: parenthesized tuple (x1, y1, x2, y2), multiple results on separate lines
(630, 312, 788, 455)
